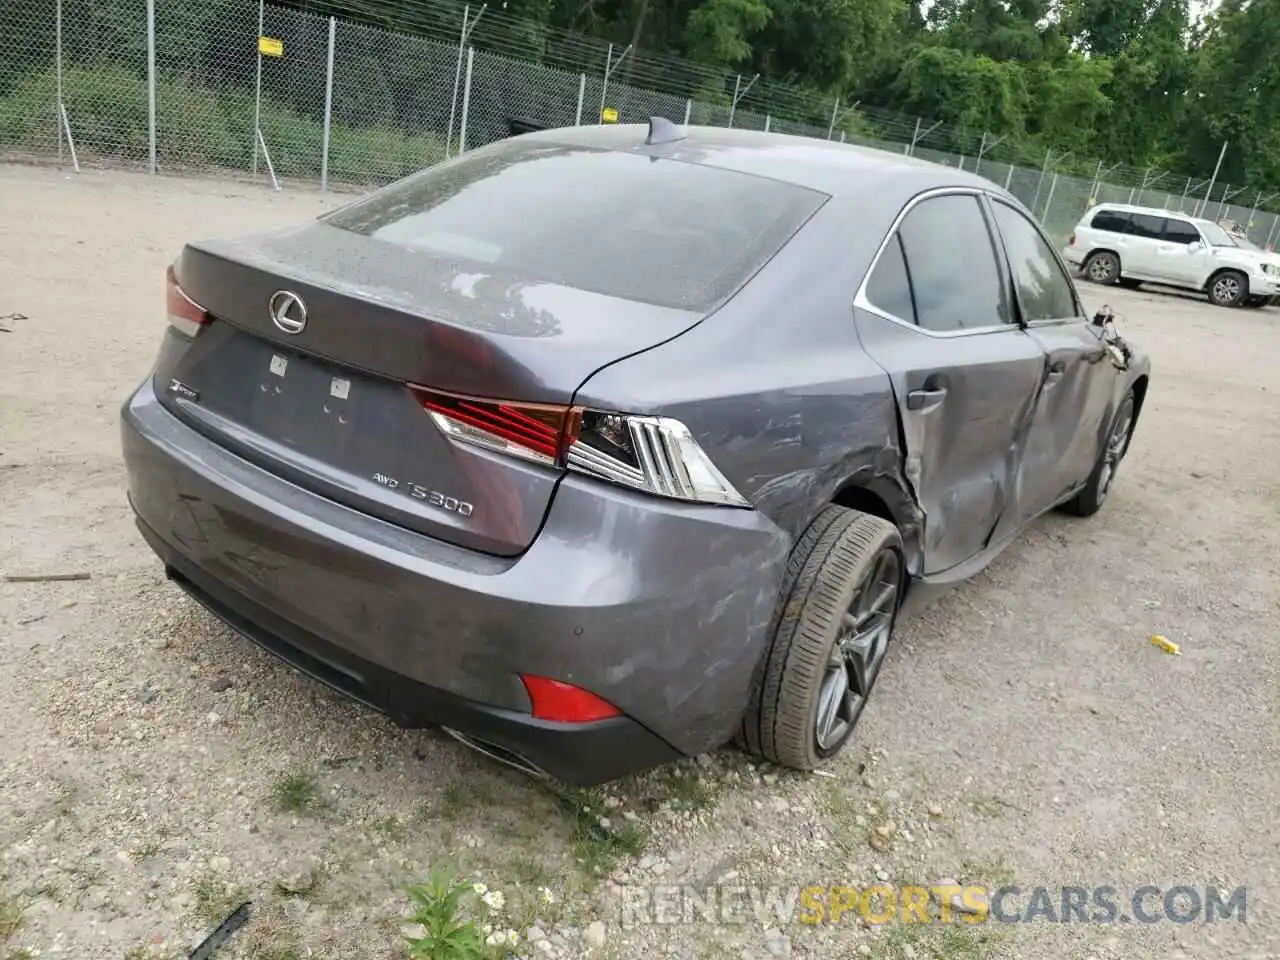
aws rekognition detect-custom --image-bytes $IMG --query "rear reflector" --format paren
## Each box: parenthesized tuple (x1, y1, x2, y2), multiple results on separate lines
(166, 264, 210, 338)
(521, 675, 622, 723)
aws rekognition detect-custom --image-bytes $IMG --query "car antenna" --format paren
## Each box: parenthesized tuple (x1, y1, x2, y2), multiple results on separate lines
(645, 116, 685, 146)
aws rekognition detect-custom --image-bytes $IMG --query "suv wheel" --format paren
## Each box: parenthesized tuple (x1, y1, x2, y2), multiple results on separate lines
(1207, 270, 1248, 307)
(1083, 251, 1121, 285)
(739, 506, 903, 770)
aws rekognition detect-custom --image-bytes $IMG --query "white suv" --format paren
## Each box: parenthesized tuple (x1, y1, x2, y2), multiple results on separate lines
(1062, 203, 1280, 307)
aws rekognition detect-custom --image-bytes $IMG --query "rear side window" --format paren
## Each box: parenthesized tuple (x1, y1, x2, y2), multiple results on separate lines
(896, 195, 1009, 332)
(1163, 219, 1201, 244)
(1128, 213, 1166, 239)
(322, 140, 827, 311)
(865, 234, 916, 324)
(1090, 209, 1130, 233)
(991, 201, 1079, 322)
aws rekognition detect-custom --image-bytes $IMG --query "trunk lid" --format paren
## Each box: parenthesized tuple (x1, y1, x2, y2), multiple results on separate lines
(155, 224, 702, 556)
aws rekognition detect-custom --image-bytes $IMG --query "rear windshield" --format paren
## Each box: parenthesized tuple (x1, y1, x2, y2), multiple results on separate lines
(323, 140, 827, 311)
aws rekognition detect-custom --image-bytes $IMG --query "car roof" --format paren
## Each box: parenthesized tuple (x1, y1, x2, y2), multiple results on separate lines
(1090, 202, 1212, 227)
(516, 122, 1007, 203)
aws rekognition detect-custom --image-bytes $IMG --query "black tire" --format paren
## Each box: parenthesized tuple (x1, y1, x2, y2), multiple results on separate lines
(1083, 250, 1121, 286)
(739, 506, 903, 770)
(1207, 269, 1248, 307)
(1061, 390, 1136, 518)
(1118, 278, 1142, 290)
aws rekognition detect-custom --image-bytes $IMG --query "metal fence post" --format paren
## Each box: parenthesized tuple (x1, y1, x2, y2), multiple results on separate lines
(600, 44, 613, 124)
(1030, 147, 1052, 212)
(1003, 164, 1014, 191)
(55, 0, 63, 164)
(827, 96, 839, 140)
(458, 47, 474, 153)
(683, 99, 692, 125)
(146, 0, 156, 174)
(252, 0, 264, 174)
(728, 75, 741, 128)
(447, 5, 469, 156)
(1041, 172, 1059, 222)
(321, 17, 335, 190)
(574, 74, 585, 125)
(1197, 141, 1227, 217)
(763, 115, 770, 133)
(446, 5, 484, 158)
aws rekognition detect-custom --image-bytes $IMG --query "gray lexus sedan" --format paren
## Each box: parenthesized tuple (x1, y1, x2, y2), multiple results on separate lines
(121, 120, 1150, 786)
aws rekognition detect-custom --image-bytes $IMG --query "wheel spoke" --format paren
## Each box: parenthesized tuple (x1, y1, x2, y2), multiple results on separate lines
(816, 664, 849, 748)
(814, 545, 902, 754)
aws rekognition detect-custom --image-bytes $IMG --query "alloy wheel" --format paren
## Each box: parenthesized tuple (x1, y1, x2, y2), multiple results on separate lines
(1088, 256, 1117, 283)
(1212, 275, 1242, 305)
(1096, 400, 1135, 503)
(814, 548, 901, 752)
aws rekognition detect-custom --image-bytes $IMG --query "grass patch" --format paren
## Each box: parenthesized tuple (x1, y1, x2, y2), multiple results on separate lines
(653, 764, 720, 812)
(371, 815, 405, 842)
(960, 856, 1016, 889)
(0, 64, 446, 186)
(567, 794, 648, 877)
(247, 931, 303, 960)
(123, 949, 181, 960)
(192, 875, 246, 926)
(0, 898, 23, 940)
(870, 922, 1004, 959)
(7, 949, 37, 960)
(437, 779, 499, 822)
(272, 772, 321, 815)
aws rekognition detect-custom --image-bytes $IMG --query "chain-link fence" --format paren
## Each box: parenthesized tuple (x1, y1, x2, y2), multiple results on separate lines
(3, 0, 1280, 248)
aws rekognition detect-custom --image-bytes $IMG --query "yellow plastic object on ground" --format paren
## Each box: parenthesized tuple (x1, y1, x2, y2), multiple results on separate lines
(1150, 635, 1181, 656)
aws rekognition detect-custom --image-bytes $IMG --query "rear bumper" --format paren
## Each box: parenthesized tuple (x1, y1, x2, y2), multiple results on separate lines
(121, 380, 790, 785)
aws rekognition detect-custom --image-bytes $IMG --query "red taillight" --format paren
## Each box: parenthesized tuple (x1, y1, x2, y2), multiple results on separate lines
(521, 675, 622, 723)
(1068, 231, 1077, 247)
(412, 387, 578, 466)
(166, 264, 209, 337)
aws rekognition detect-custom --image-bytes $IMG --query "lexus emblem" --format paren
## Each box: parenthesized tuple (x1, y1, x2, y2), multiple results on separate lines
(269, 290, 307, 335)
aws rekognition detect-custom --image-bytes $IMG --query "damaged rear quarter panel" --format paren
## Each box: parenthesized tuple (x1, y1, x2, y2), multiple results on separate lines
(571, 197, 925, 575)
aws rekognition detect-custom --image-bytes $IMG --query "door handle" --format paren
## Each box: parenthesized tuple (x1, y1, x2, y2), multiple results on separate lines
(1046, 361, 1066, 382)
(906, 387, 947, 410)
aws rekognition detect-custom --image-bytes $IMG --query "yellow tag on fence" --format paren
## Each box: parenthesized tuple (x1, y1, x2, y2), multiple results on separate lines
(601, 107, 619, 123)
(258, 36, 284, 57)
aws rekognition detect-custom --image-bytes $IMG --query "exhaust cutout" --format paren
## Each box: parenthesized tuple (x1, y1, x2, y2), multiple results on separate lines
(441, 727, 549, 780)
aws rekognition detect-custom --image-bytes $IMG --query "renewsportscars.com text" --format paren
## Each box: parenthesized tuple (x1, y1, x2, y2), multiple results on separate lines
(612, 883, 1247, 928)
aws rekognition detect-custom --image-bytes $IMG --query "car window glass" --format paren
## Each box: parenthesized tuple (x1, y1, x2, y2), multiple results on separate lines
(897, 195, 1008, 332)
(1163, 219, 1201, 244)
(322, 140, 827, 311)
(991, 201, 1079, 322)
(865, 234, 916, 324)
(1090, 209, 1130, 233)
(1127, 214, 1166, 240)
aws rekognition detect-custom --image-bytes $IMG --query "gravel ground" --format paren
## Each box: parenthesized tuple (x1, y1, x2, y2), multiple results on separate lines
(0, 163, 1277, 960)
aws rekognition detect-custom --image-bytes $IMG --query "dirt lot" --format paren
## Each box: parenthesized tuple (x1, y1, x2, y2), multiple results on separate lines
(0, 163, 1277, 960)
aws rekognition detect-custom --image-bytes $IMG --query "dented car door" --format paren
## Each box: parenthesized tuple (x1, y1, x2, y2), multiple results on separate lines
(854, 191, 1047, 574)
(985, 198, 1116, 534)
